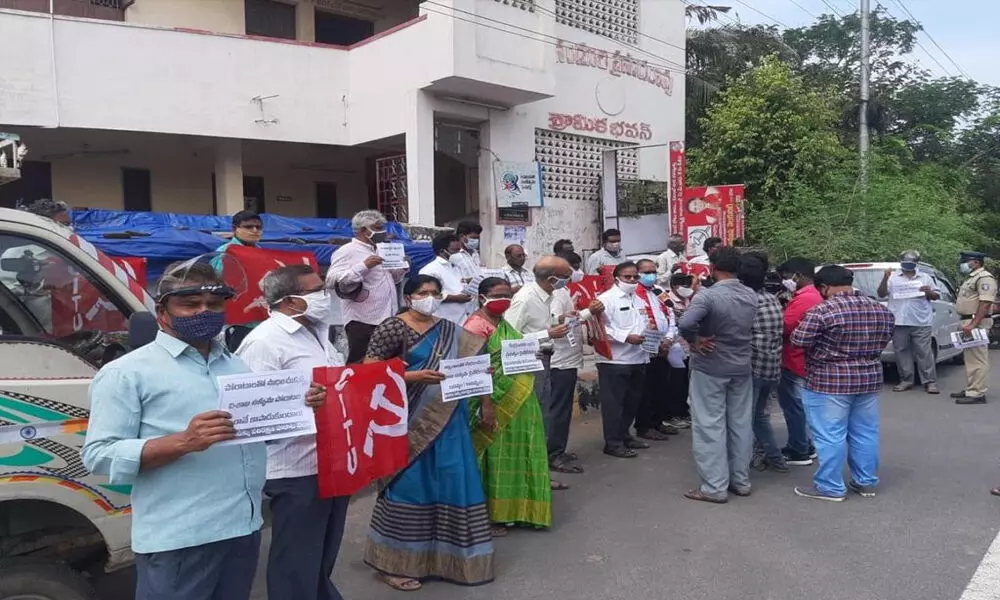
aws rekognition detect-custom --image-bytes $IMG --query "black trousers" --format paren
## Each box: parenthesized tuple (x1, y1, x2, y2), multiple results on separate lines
(597, 363, 646, 448)
(635, 357, 671, 431)
(548, 367, 578, 458)
(345, 320, 377, 364)
(665, 361, 691, 419)
(265, 476, 351, 600)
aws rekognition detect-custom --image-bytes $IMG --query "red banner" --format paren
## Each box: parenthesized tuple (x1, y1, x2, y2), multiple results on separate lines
(312, 360, 410, 498)
(669, 141, 686, 237)
(45, 260, 127, 337)
(111, 256, 148, 290)
(223, 245, 319, 325)
(568, 274, 610, 311)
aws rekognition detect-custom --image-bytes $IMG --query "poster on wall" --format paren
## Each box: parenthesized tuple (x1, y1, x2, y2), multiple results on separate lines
(668, 141, 685, 236)
(683, 185, 745, 257)
(494, 162, 543, 208)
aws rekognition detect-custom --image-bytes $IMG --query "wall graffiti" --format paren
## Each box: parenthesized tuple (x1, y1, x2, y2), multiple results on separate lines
(548, 113, 653, 141)
(556, 39, 675, 96)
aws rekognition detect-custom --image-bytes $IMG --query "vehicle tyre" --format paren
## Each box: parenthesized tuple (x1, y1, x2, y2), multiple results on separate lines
(0, 557, 98, 600)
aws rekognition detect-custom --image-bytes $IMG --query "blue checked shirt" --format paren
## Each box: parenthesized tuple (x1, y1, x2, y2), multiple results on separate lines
(791, 291, 895, 395)
(751, 290, 783, 381)
(82, 331, 267, 554)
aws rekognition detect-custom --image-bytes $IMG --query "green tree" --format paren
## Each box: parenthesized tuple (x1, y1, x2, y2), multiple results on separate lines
(688, 56, 847, 205)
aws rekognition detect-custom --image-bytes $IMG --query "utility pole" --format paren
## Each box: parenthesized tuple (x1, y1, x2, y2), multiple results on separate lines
(859, 0, 871, 192)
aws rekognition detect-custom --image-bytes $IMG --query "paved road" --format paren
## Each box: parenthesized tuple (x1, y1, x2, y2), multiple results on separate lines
(97, 358, 1000, 600)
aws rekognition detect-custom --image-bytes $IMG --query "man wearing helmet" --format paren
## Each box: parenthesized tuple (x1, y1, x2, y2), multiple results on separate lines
(877, 250, 940, 394)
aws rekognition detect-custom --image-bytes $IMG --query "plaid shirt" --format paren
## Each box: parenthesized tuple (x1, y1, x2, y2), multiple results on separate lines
(751, 291, 783, 381)
(791, 291, 895, 395)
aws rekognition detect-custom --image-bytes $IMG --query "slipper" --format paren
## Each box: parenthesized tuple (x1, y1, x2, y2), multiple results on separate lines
(684, 489, 728, 504)
(550, 460, 584, 474)
(551, 480, 570, 491)
(379, 574, 422, 591)
(490, 525, 509, 538)
(561, 452, 580, 461)
(991, 487, 1000, 497)
(892, 383, 913, 392)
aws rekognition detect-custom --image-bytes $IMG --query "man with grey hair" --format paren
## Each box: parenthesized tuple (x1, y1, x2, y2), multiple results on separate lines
(22, 198, 71, 227)
(237, 264, 349, 600)
(877, 250, 940, 394)
(326, 209, 408, 363)
(655, 234, 687, 287)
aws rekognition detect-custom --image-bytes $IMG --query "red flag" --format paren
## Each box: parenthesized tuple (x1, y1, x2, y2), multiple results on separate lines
(223, 245, 319, 325)
(312, 359, 410, 498)
(111, 256, 147, 289)
(568, 274, 615, 359)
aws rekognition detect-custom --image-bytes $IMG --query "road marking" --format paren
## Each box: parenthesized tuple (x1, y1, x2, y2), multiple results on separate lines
(961, 528, 1000, 599)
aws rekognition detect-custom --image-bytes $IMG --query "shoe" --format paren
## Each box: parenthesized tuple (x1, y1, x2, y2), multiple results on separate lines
(794, 486, 845, 502)
(728, 485, 752, 497)
(768, 459, 790, 473)
(669, 416, 692, 429)
(750, 452, 767, 472)
(808, 444, 818, 459)
(956, 395, 987, 405)
(848, 480, 877, 498)
(951, 390, 969, 399)
(603, 446, 638, 459)
(655, 423, 681, 436)
(624, 439, 651, 450)
(925, 383, 940, 395)
(636, 428, 670, 441)
(892, 383, 913, 392)
(782, 448, 814, 466)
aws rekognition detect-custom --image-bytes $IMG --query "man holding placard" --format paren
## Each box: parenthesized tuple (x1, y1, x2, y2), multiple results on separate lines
(877, 250, 940, 394)
(236, 265, 350, 600)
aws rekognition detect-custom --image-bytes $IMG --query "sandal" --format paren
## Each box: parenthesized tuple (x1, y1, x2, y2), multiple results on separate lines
(561, 451, 580, 461)
(892, 383, 913, 392)
(684, 489, 728, 504)
(550, 456, 584, 474)
(491, 525, 509, 538)
(551, 480, 570, 491)
(991, 487, 1000, 497)
(603, 447, 638, 459)
(379, 574, 422, 592)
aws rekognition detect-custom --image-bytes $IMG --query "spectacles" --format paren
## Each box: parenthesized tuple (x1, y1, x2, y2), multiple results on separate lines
(239, 224, 263, 231)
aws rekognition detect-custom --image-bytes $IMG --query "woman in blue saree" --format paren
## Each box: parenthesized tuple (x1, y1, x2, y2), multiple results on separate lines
(363, 275, 495, 592)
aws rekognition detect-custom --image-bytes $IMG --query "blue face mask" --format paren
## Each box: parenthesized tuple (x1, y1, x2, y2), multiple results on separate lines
(900, 262, 917, 272)
(639, 273, 657, 288)
(549, 276, 570, 290)
(171, 310, 226, 343)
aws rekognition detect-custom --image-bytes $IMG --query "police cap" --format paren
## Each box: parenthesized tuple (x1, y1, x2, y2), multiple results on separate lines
(960, 251, 988, 263)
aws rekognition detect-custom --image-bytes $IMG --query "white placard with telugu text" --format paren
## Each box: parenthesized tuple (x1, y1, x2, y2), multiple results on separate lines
(439, 354, 493, 402)
(501, 338, 544, 375)
(376, 243, 407, 270)
(216, 369, 314, 446)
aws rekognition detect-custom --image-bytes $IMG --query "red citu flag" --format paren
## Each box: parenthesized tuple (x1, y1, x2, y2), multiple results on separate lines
(223, 245, 319, 325)
(568, 273, 614, 359)
(312, 359, 410, 498)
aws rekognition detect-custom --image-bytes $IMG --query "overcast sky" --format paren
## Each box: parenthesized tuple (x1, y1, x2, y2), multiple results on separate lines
(714, 0, 998, 86)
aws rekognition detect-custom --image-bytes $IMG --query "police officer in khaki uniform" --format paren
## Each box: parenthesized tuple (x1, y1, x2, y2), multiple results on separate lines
(952, 251, 997, 404)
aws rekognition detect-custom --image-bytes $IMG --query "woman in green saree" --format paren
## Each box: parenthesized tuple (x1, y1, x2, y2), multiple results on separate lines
(463, 277, 553, 536)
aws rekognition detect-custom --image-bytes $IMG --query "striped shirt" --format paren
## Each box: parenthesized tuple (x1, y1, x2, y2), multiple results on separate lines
(503, 264, 535, 288)
(791, 291, 895, 395)
(751, 290, 783, 381)
(326, 239, 405, 326)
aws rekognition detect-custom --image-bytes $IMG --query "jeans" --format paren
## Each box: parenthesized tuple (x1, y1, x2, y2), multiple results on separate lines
(548, 368, 578, 458)
(134, 532, 260, 600)
(265, 476, 350, 600)
(752, 378, 782, 462)
(893, 325, 936, 385)
(777, 369, 811, 455)
(689, 370, 754, 497)
(802, 389, 880, 497)
(597, 363, 646, 448)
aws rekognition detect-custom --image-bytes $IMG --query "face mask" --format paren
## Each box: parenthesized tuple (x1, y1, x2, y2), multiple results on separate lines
(639, 273, 657, 288)
(466, 238, 480, 251)
(960, 262, 973, 275)
(170, 310, 226, 343)
(782, 278, 798, 293)
(618, 280, 638, 294)
(482, 297, 511, 316)
(571, 270, 584, 283)
(900, 262, 917, 272)
(368, 229, 388, 244)
(289, 291, 331, 324)
(548, 276, 570, 290)
(447, 252, 460, 265)
(606, 242, 622, 255)
(677, 286, 694, 299)
(410, 296, 442, 316)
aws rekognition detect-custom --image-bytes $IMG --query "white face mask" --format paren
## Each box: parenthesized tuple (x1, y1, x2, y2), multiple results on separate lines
(466, 238, 480, 251)
(618, 280, 638, 294)
(410, 296, 442, 316)
(782, 278, 798, 293)
(606, 242, 622, 255)
(288, 290, 332, 324)
(571, 269, 585, 283)
(676, 286, 694, 299)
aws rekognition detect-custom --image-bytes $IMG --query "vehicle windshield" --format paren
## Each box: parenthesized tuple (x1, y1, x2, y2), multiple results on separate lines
(847, 268, 883, 298)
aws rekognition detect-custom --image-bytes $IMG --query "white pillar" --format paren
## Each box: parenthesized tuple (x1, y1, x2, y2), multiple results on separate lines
(405, 90, 435, 225)
(478, 121, 498, 264)
(296, 1, 315, 42)
(214, 139, 244, 216)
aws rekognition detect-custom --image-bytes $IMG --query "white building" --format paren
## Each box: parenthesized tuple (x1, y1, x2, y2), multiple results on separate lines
(0, 0, 685, 262)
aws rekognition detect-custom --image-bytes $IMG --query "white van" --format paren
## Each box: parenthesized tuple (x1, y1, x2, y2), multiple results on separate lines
(840, 262, 963, 365)
(0, 209, 153, 598)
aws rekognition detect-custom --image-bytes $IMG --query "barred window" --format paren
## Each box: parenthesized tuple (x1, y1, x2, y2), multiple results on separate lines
(555, 0, 638, 44)
(534, 129, 637, 205)
(492, 0, 535, 11)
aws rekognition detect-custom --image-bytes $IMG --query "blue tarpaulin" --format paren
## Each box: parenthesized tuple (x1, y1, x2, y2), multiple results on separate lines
(71, 209, 433, 282)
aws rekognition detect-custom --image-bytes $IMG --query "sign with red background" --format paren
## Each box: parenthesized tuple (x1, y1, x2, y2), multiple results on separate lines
(223, 245, 319, 325)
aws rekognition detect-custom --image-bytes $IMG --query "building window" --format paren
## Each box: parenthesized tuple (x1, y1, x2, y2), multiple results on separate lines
(245, 0, 296, 40)
(555, 0, 638, 44)
(121, 168, 151, 212)
(315, 9, 375, 45)
(493, 0, 535, 11)
(534, 129, 637, 204)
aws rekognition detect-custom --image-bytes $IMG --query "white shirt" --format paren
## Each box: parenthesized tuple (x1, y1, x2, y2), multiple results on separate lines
(596, 285, 650, 365)
(506, 282, 554, 341)
(551, 288, 592, 370)
(236, 312, 345, 480)
(326, 238, 405, 326)
(585, 248, 627, 274)
(419, 256, 471, 324)
(450, 249, 482, 281)
(655, 249, 682, 287)
(886, 271, 937, 327)
(503, 264, 535, 289)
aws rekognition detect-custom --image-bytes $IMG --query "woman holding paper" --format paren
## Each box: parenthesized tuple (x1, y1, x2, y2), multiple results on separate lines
(464, 277, 554, 537)
(362, 274, 494, 592)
